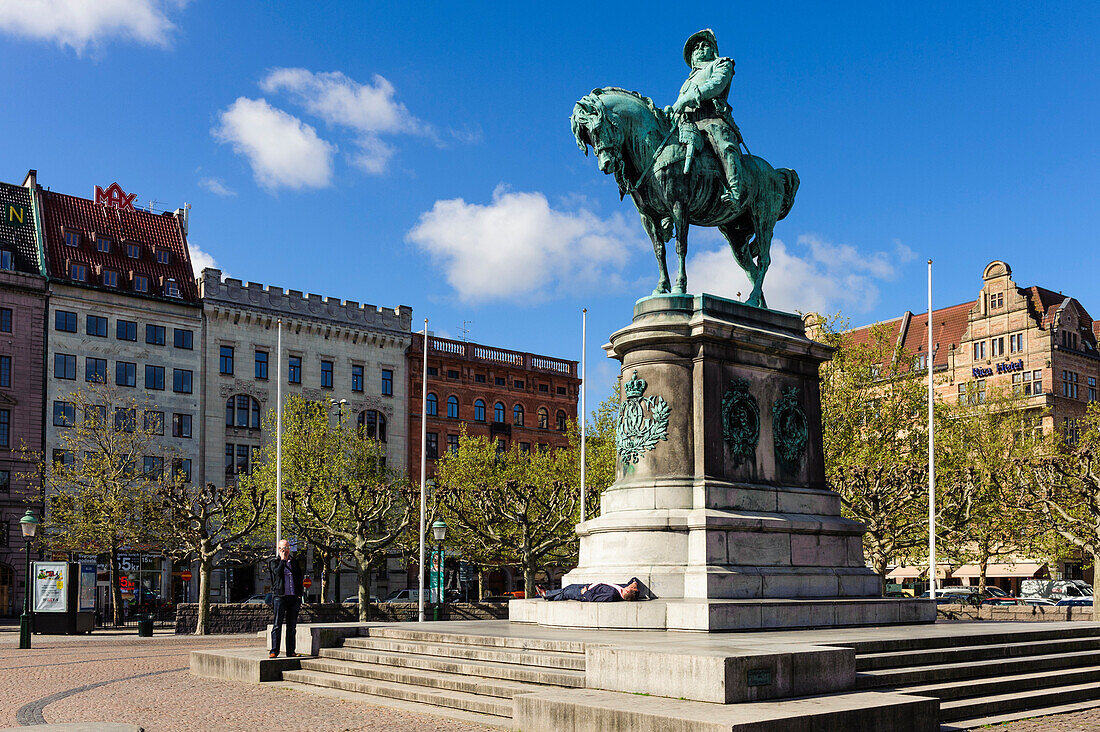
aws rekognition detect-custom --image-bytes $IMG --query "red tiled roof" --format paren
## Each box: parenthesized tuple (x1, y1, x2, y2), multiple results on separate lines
(39, 190, 199, 304)
(1027, 286, 1066, 329)
(848, 301, 973, 369)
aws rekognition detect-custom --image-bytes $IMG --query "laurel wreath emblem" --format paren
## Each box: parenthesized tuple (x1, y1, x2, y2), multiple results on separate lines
(721, 378, 759, 467)
(616, 370, 671, 464)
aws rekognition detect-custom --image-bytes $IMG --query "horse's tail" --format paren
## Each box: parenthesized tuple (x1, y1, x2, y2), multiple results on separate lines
(776, 168, 799, 221)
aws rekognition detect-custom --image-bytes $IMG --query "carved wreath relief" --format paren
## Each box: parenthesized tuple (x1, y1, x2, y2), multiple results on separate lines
(772, 386, 808, 466)
(615, 370, 670, 464)
(721, 378, 759, 467)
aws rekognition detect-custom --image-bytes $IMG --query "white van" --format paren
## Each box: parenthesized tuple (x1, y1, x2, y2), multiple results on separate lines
(382, 589, 423, 603)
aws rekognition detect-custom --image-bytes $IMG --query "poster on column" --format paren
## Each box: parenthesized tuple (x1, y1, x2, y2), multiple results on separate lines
(79, 562, 97, 611)
(34, 562, 68, 613)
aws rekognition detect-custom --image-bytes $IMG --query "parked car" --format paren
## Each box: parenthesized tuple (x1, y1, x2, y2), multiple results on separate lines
(918, 588, 990, 606)
(243, 594, 269, 605)
(1056, 598, 1093, 607)
(341, 595, 381, 604)
(382, 589, 423, 603)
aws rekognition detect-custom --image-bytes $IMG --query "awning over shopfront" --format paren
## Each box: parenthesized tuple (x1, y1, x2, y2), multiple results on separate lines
(885, 564, 952, 580)
(951, 562, 1048, 579)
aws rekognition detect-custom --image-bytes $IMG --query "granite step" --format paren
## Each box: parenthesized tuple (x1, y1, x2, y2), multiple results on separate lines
(854, 647, 1100, 688)
(299, 656, 559, 698)
(894, 664, 1100, 701)
(939, 696, 1100, 731)
(845, 624, 1100, 654)
(938, 679, 1100, 722)
(365, 625, 586, 654)
(319, 646, 587, 686)
(282, 668, 515, 717)
(856, 635, 1100, 670)
(341, 635, 586, 670)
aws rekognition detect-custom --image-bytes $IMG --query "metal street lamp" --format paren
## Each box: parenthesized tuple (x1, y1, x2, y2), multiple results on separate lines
(431, 520, 447, 621)
(19, 510, 39, 650)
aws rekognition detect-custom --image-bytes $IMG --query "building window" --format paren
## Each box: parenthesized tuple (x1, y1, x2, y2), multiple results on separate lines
(96, 236, 110, 253)
(126, 242, 140, 258)
(972, 341, 986, 360)
(155, 249, 170, 265)
(0, 470, 8, 492)
(133, 275, 149, 293)
(86, 315, 108, 337)
(557, 386, 566, 395)
(0, 308, 10, 332)
(496, 439, 506, 454)
(64, 230, 81, 247)
(144, 411, 164, 435)
(514, 380, 524, 389)
(145, 365, 165, 390)
(254, 351, 268, 379)
(84, 405, 106, 427)
(85, 357, 107, 384)
(102, 270, 118, 288)
(990, 292, 1004, 309)
(55, 310, 76, 332)
(288, 356, 301, 384)
(226, 395, 260, 429)
(1064, 417, 1082, 447)
(220, 346, 234, 375)
(115, 361, 136, 387)
(114, 407, 136, 432)
(912, 353, 927, 371)
(358, 410, 387, 442)
(557, 410, 567, 431)
(519, 442, 531, 453)
(174, 329, 193, 349)
(320, 360, 333, 388)
(426, 393, 438, 416)
(146, 324, 165, 346)
(0, 250, 12, 270)
(0, 409, 8, 446)
(116, 320, 137, 341)
(172, 458, 192, 483)
(474, 399, 486, 422)
(494, 402, 505, 423)
(0, 356, 9, 388)
(991, 337, 1004, 357)
(70, 263, 87, 281)
(447, 434, 460, 454)
(495, 377, 506, 386)
(382, 369, 393, 395)
(143, 456, 164, 479)
(448, 369, 460, 380)
(427, 366, 438, 377)
(537, 407, 549, 429)
(52, 449, 73, 466)
(1062, 331, 1080, 350)
(164, 279, 180, 298)
(539, 384, 549, 393)
(426, 432, 439, 459)
(957, 380, 986, 405)
(173, 413, 193, 438)
(1062, 370, 1080, 399)
(475, 374, 486, 383)
(225, 444, 254, 477)
(55, 354, 76, 380)
(1012, 370, 1044, 396)
(513, 404, 524, 426)
(351, 364, 363, 392)
(447, 395, 459, 419)
(1009, 333, 1023, 353)
(173, 369, 193, 393)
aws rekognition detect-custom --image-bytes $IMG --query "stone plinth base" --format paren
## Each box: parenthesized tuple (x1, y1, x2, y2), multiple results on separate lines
(509, 597, 935, 631)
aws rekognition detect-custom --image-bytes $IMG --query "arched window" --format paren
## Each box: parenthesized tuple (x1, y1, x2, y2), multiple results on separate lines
(225, 395, 261, 429)
(494, 402, 506, 423)
(426, 393, 438, 417)
(358, 409, 387, 442)
(447, 395, 459, 419)
(513, 403, 525, 426)
(537, 407, 549, 429)
(474, 399, 486, 422)
(557, 410, 568, 431)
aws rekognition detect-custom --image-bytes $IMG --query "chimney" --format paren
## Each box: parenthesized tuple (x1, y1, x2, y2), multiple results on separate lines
(22, 169, 37, 189)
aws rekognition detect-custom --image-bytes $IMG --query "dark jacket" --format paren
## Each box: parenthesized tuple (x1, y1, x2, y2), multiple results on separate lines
(268, 555, 304, 596)
(580, 583, 623, 602)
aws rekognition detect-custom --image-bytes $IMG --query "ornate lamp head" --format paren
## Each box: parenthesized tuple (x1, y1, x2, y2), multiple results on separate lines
(624, 370, 648, 399)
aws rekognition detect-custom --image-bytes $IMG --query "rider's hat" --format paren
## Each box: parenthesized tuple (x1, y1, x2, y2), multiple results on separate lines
(683, 29, 718, 67)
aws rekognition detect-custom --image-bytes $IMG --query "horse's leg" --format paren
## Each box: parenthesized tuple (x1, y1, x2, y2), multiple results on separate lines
(748, 217, 775, 308)
(671, 201, 688, 294)
(640, 213, 670, 295)
(718, 222, 757, 297)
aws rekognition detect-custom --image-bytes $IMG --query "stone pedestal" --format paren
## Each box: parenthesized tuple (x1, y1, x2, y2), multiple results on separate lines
(514, 294, 933, 630)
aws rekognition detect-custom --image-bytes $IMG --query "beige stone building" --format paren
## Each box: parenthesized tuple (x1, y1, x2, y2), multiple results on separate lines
(196, 268, 412, 600)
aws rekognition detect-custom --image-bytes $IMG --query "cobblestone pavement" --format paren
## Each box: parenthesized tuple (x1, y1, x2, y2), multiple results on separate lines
(999, 708, 1100, 730)
(0, 630, 495, 732)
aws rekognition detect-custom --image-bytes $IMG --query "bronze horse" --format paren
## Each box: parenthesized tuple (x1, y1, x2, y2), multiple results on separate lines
(571, 87, 798, 308)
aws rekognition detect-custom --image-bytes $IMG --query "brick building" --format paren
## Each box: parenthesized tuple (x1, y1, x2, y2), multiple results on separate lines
(406, 333, 580, 480)
(0, 173, 48, 616)
(849, 259, 1099, 587)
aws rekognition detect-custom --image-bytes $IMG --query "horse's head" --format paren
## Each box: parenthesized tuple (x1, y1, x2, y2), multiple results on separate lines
(571, 90, 626, 176)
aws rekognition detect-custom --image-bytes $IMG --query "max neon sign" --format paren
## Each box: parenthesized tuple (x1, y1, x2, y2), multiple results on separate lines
(94, 183, 136, 212)
(972, 359, 1024, 378)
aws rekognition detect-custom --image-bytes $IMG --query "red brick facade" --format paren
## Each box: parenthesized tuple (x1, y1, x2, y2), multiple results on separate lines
(406, 334, 580, 479)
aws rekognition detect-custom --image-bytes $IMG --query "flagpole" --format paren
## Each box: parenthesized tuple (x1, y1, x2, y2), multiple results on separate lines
(418, 319, 428, 623)
(276, 319, 283, 548)
(580, 309, 587, 523)
(927, 260, 936, 600)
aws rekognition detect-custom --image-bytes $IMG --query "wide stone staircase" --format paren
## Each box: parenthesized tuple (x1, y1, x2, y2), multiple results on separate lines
(851, 623, 1100, 730)
(281, 626, 586, 727)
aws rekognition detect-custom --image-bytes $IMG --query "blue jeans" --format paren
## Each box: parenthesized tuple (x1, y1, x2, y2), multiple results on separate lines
(543, 584, 586, 601)
(271, 595, 301, 655)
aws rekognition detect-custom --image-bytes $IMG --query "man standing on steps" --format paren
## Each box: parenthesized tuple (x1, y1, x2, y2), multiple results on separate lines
(268, 539, 304, 658)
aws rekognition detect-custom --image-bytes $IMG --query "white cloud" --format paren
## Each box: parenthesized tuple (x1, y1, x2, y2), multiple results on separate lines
(407, 186, 638, 303)
(687, 233, 911, 315)
(198, 177, 236, 197)
(0, 0, 188, 53)
(188, 242, 220, 278)
(212, 97, 335, 191)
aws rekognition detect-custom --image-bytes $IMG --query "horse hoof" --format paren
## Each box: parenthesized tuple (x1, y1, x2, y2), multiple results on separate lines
(672, 286, 686, 295)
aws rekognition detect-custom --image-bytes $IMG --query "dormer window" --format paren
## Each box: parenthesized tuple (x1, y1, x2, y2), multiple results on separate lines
(155, 249, 171, 265)
(990, 292, 1004, 309)
(126, 242, 141, 258)
(0, 250, 12, 270)
(102, 270, 119, 288)
(96, 236, 111, 253)
(70, 263, 87, 281)
(133, 274, 149, 293)
(164, 278, 180, 298)
(64, 230, 82, 247)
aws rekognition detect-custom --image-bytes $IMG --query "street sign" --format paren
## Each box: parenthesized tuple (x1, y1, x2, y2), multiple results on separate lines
(303, 577, 313, 589)
(180, 570, 192, 582)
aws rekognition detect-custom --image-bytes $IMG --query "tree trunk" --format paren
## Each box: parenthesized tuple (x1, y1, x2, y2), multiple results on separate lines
(108, 550, 124, 627)
(318, 549, 331, 602)
(355, 551, 371, 623)
(873, 555, 889, 596)
(477, 567, 486, 602)
(523, 555, 536, 597)
(197, 555, 213, 635)
(978, 560, 988, 595)
(1093, 550, 1100, 602)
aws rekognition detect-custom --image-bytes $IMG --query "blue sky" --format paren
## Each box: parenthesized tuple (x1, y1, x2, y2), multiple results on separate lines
(1, 1, 1097, 396)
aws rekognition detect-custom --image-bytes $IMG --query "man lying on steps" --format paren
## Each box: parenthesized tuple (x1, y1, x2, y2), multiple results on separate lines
(537, 578, 640, 602)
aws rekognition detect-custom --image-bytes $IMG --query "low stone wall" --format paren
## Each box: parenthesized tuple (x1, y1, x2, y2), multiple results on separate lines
(937, 603, 1094, 622)
(175, 602, 508, 634)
